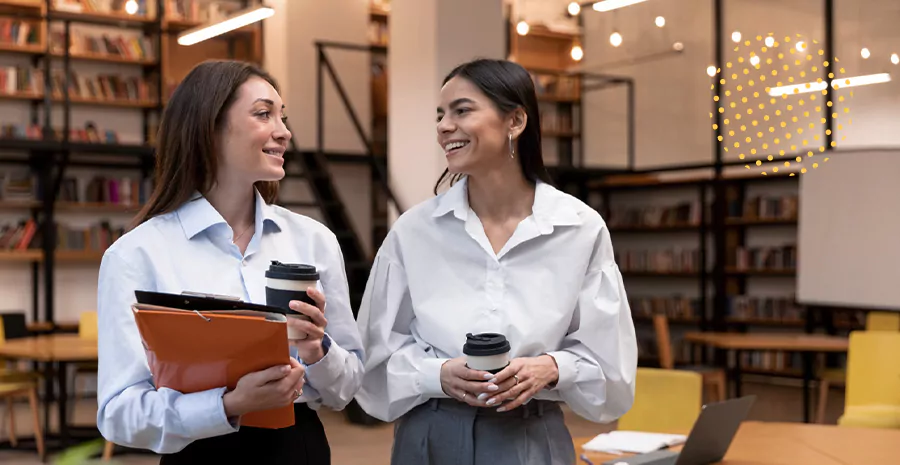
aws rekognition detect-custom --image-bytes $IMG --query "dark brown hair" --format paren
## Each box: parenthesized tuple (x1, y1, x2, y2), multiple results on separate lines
(434, 58, 552, 194)
(132, 59, 280, 228)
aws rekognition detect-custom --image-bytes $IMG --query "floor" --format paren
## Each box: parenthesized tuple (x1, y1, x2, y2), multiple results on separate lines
(0, 377, 846, 465)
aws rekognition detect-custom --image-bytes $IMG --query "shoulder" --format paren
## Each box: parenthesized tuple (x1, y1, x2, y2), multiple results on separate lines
(266, 203, 340, 245)
(541, 182, 608, 232)
(101, 212, 180, 274)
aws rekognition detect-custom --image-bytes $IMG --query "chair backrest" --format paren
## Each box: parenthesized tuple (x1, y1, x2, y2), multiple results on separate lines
(866, 312, 900, 331)
(79, 311, 99, 341)
(617, 367, 703, 433)
(0, 312, 28, 343)
(652, 314, 674, 369)
(843, 331, 900, 409)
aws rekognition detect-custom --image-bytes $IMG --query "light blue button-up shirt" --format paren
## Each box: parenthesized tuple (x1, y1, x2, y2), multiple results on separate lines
(96, 189, 365, 454)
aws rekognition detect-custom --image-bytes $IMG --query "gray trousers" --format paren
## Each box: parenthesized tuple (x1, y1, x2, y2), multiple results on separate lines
(390, 398, 576, 465)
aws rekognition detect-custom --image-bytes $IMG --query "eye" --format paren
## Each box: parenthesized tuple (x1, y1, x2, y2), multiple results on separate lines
(256, 110, 271, 120)
(281, 116, 288, 124)
(436, 114, 444, 123)
(455, 107, 470, 116)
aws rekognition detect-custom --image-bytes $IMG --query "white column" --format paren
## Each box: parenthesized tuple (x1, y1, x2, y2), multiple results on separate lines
(388, 0, 505, 214)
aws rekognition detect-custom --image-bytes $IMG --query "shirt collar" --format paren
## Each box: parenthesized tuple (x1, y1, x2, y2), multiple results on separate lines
(177, 188, 284, 240)
(432, 176, 583, 230)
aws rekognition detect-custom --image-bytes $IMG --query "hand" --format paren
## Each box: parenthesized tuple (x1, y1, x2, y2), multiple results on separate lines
(223, 357, 306, 418)
(439, 357, 499, 407)
(483, 355, 559, 412)
(288, 287, 328, 364)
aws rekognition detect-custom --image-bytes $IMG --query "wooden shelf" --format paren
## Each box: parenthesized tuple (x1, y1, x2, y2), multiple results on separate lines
(726, 268, 796, 276)
(51, 51, 156, 66)
(727, 318, 805, 327)
(0, 92, 157, 108)
(56, 249, 104, 262)
(48, 10, 156, 26)
(622, 271, 703, 278)
(0, 92, 43, 102)
(0, 200, 41, 209)
(0, 0, 43, 9)
(537, 94, 579, 103)
(56, 201, 142, 212)
(0, 250, 42, 262)
(609, 223, 701, 233)
(524, 26, 581, 41)
(726, 217, 798, 227)
(0, 42, 45, 55)
(370, 7, 389, 19)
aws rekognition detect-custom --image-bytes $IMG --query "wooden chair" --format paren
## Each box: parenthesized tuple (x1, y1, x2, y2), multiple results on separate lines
(0, 315, 45, 460)
(653, 314, 727, 403)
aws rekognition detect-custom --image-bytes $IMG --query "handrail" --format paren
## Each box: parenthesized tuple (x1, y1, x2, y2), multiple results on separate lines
(314, 40, 403, 214)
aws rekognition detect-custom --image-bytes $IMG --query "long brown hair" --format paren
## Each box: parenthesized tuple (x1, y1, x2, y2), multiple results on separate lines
(132, 60, 281, 228)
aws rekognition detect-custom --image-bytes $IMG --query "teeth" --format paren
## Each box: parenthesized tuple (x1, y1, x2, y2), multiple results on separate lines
(444, 141, 468, 151)
(264, 149, 278, 155)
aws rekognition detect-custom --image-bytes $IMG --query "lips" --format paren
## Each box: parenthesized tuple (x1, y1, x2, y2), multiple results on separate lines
(262, 148, 284, 157)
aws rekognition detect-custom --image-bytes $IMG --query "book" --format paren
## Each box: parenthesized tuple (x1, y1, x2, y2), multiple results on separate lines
(582, 430, 687, 455)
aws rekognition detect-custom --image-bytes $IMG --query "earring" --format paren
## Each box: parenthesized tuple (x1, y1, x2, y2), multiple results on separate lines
(508, 133, 515, 159)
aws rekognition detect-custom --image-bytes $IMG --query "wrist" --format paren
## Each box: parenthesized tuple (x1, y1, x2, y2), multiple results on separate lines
(222, 390, 245, 418)
(539, 354, 560, 387)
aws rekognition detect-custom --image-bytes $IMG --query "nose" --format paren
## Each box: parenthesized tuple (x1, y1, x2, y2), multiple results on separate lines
(436, 115, 455, 136)
(274, 117, 292, 143)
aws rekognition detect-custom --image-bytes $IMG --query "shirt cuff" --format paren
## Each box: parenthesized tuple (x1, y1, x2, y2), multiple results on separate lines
(173, 387, 239, 439)
(304, 333, 344, 384)
(545, 351, 578, 392)
(418, 357, 450, 398)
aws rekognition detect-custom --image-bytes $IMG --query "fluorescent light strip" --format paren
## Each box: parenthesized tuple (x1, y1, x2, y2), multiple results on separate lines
(593, 0, 647, 12)
(178, 6, 275, 46)
(767, 73, 891, 96)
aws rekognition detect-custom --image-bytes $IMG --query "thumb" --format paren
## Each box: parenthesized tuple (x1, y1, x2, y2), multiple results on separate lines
(252, 364, 291, 386)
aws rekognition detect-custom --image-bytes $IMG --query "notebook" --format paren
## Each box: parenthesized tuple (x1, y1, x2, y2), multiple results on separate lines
(582, 431, 687, 455)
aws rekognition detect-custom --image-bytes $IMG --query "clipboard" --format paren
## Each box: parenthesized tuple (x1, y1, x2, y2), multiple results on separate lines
(134, 290, 303, 316)
(131, 299, 296, 429)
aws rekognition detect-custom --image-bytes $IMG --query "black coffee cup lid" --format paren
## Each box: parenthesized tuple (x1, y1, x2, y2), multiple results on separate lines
(463, 333, 510, 356)
(265, 261, 319, 281)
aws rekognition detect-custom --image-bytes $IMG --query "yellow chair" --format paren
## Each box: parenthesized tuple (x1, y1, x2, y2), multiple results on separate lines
(71, 311, 99, 417)
(837, 331, 900, 429)
(0, 316, 45, 460)
(866, 312, 900, 331)
(617, 368, 703, 433)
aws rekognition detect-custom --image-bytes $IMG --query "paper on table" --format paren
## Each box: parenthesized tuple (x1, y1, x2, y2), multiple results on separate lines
(582, 431, 687, 454)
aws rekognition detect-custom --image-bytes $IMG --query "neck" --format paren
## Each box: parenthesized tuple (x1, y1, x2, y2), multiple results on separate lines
(205, 180, 256, 233)
(467, 163, 535, 222)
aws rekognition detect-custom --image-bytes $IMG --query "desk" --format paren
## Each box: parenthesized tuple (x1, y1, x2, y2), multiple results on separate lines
(0, 334, 99, 449)
(683, 332, 848, 422)
(577, 421, 900, 465)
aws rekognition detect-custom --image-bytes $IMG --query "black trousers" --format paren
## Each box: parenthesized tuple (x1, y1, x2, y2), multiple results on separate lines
(159, 403, 330, 465)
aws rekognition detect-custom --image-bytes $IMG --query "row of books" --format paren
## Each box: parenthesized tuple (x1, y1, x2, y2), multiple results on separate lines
(530, 73, 579, 101)
(725, 295, 804, 322)
(165, 0, 242, 23)
(728, 195, 799, 220)
(608, 201, 703, 228)
(0, 218, 124, 252)
(58, 175, 151, 206)
(1, 122, 120, 144)
(728, 350, 804, 374)
(51, 69, 157, 103)
(616, 248, 701, 273)
(0, 172, 34, 202)
(732, 245, 797, 271)
(54, 0, 150, 16)
(49, 29, 156, 61)
(0, 219, 39, 250)
(0, 19, 41, 48)
(637, 336, 692, 366)
(540, 107, 576, 134)
(367, 20, 388, 46)
(630, 296, 700, 320)
(0, 66, 42, 95)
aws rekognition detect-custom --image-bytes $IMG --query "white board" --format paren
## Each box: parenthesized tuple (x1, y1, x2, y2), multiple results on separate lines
(797, 149, 900, 310)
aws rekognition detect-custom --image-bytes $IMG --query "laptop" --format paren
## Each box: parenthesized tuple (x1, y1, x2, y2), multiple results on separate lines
(602, 395, 756, 465)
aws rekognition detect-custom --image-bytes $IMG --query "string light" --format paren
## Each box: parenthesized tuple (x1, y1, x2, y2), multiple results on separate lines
(610, 31, 623, 47)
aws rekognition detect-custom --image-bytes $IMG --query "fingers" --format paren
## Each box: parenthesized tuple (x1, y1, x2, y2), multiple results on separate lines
(289, 300, 328, 328)
(497, 385, 535, 412)
(252, 364, 291, 386)
(451, 363, 493, 382)
(486, 378, 529, 407)
(306, 287, 327, 312)
(288, 319, 325, 341)
(449, 388, 482, 408)
(487, 360, 521, 385)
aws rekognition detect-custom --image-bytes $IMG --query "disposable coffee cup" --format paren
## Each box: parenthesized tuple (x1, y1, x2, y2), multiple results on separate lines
(463, 333, 511, 375)
(265, 261, 319, 340)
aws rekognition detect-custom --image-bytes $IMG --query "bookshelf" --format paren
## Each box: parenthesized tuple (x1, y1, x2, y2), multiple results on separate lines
(0, 0, 266, 324)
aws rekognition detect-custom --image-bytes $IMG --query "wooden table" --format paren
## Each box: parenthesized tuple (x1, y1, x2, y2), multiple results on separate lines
(577, 421, 900, 465)
(683, 332, 849, 423)
(0, 334, 99, 449)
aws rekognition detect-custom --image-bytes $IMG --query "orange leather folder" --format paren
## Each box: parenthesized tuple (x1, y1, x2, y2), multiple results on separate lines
(131, 303, 295, 429)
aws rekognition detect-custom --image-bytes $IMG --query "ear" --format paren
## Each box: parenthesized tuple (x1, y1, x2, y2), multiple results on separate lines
(508, 107, 527, 140)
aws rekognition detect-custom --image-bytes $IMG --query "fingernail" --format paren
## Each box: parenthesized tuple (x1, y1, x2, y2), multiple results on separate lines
(483, 374, 493, 380)
(283, 365, 291, 373)
(487, 384, 499, 391)
(477, 393, 488, 401)
(486, 399, 496, 406)
(497, 406, 506, 412)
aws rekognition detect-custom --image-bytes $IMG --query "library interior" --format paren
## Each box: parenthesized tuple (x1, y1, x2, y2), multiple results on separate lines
(0, 0, 899, 464)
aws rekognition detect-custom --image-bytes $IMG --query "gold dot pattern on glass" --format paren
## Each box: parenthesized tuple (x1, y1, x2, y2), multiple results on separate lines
(709, 37, 851, 176)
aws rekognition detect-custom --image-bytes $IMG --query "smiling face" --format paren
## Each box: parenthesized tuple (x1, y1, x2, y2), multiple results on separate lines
(216, 76, 292, 187)
(437, 76, 524, 176)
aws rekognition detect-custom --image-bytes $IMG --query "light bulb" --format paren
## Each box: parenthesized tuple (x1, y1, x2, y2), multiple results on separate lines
(750, 55, 760, 66)
(892, 53, 899, 65)
(125, 0, 138, 15)
(861, 47, 870, 59)
(732, 31, 741, 43)
(655, 16, 665, 28)
(568, 2, 581, 16)
(707, 65, 717, 77)
(610, 31, 623, 47)
(571, 45, 584, 61)
(516, 21, 529, 36)
(765, 36, 775, 47)
(673, 42, 684, 51)
(796, 41, 805, 52)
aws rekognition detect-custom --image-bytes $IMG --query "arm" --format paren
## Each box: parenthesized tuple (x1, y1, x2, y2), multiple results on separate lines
(544, 225, 638, 423)
(296, 233, 365, 410)
(354, 253, 449, 422)
(96, 250, 238, 454)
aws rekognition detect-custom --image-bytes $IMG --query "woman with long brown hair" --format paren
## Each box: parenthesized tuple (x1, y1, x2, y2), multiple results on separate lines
(96, 60, 364, 464)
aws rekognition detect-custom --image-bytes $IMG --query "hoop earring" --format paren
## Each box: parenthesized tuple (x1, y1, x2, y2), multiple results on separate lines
(508, 133, 515, 159)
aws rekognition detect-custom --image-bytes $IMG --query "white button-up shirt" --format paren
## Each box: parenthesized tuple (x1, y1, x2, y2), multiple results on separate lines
(96, 190, 364, 454)
(355, 177, 637, 423)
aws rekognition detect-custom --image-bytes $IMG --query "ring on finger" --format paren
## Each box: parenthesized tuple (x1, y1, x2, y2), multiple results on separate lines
(462, 392, 468, 400)
(513, 374, 519, 385)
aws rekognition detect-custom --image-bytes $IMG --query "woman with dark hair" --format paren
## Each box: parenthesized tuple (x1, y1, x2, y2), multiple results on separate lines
(96, 60, 364, 464)
(355, 58, 638, 464)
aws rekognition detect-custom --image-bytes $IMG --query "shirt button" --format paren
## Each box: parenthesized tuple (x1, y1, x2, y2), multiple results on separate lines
(242, 259, 248, 267)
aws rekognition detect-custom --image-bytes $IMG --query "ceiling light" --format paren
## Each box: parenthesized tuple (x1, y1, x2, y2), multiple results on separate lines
(516, 21, 529, 36)
(593, 0, 647, 12)
(571, 45, 584, 61)
(767, 73, 891, 97)
(732, 31, 741, 43)
(610, 31, 623, 47)
(124, 0, 138, 15)
(673, 42, 684, 51)
(796, 41, 806, 52)
(707, 65, 717, 77)
(178, 6, 274, 46)
(750, 56, 760, 66)
(655, 16, 665, 28)
(861, 48, 870, 59)
(568, 2, 581, 16)
(765, 36, 775, 47)
(892, 53, 899, 65)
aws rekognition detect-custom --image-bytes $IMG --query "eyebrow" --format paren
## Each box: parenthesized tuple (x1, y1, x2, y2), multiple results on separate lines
(437, 97, 475, 113)
(254, 98, 285, 109)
